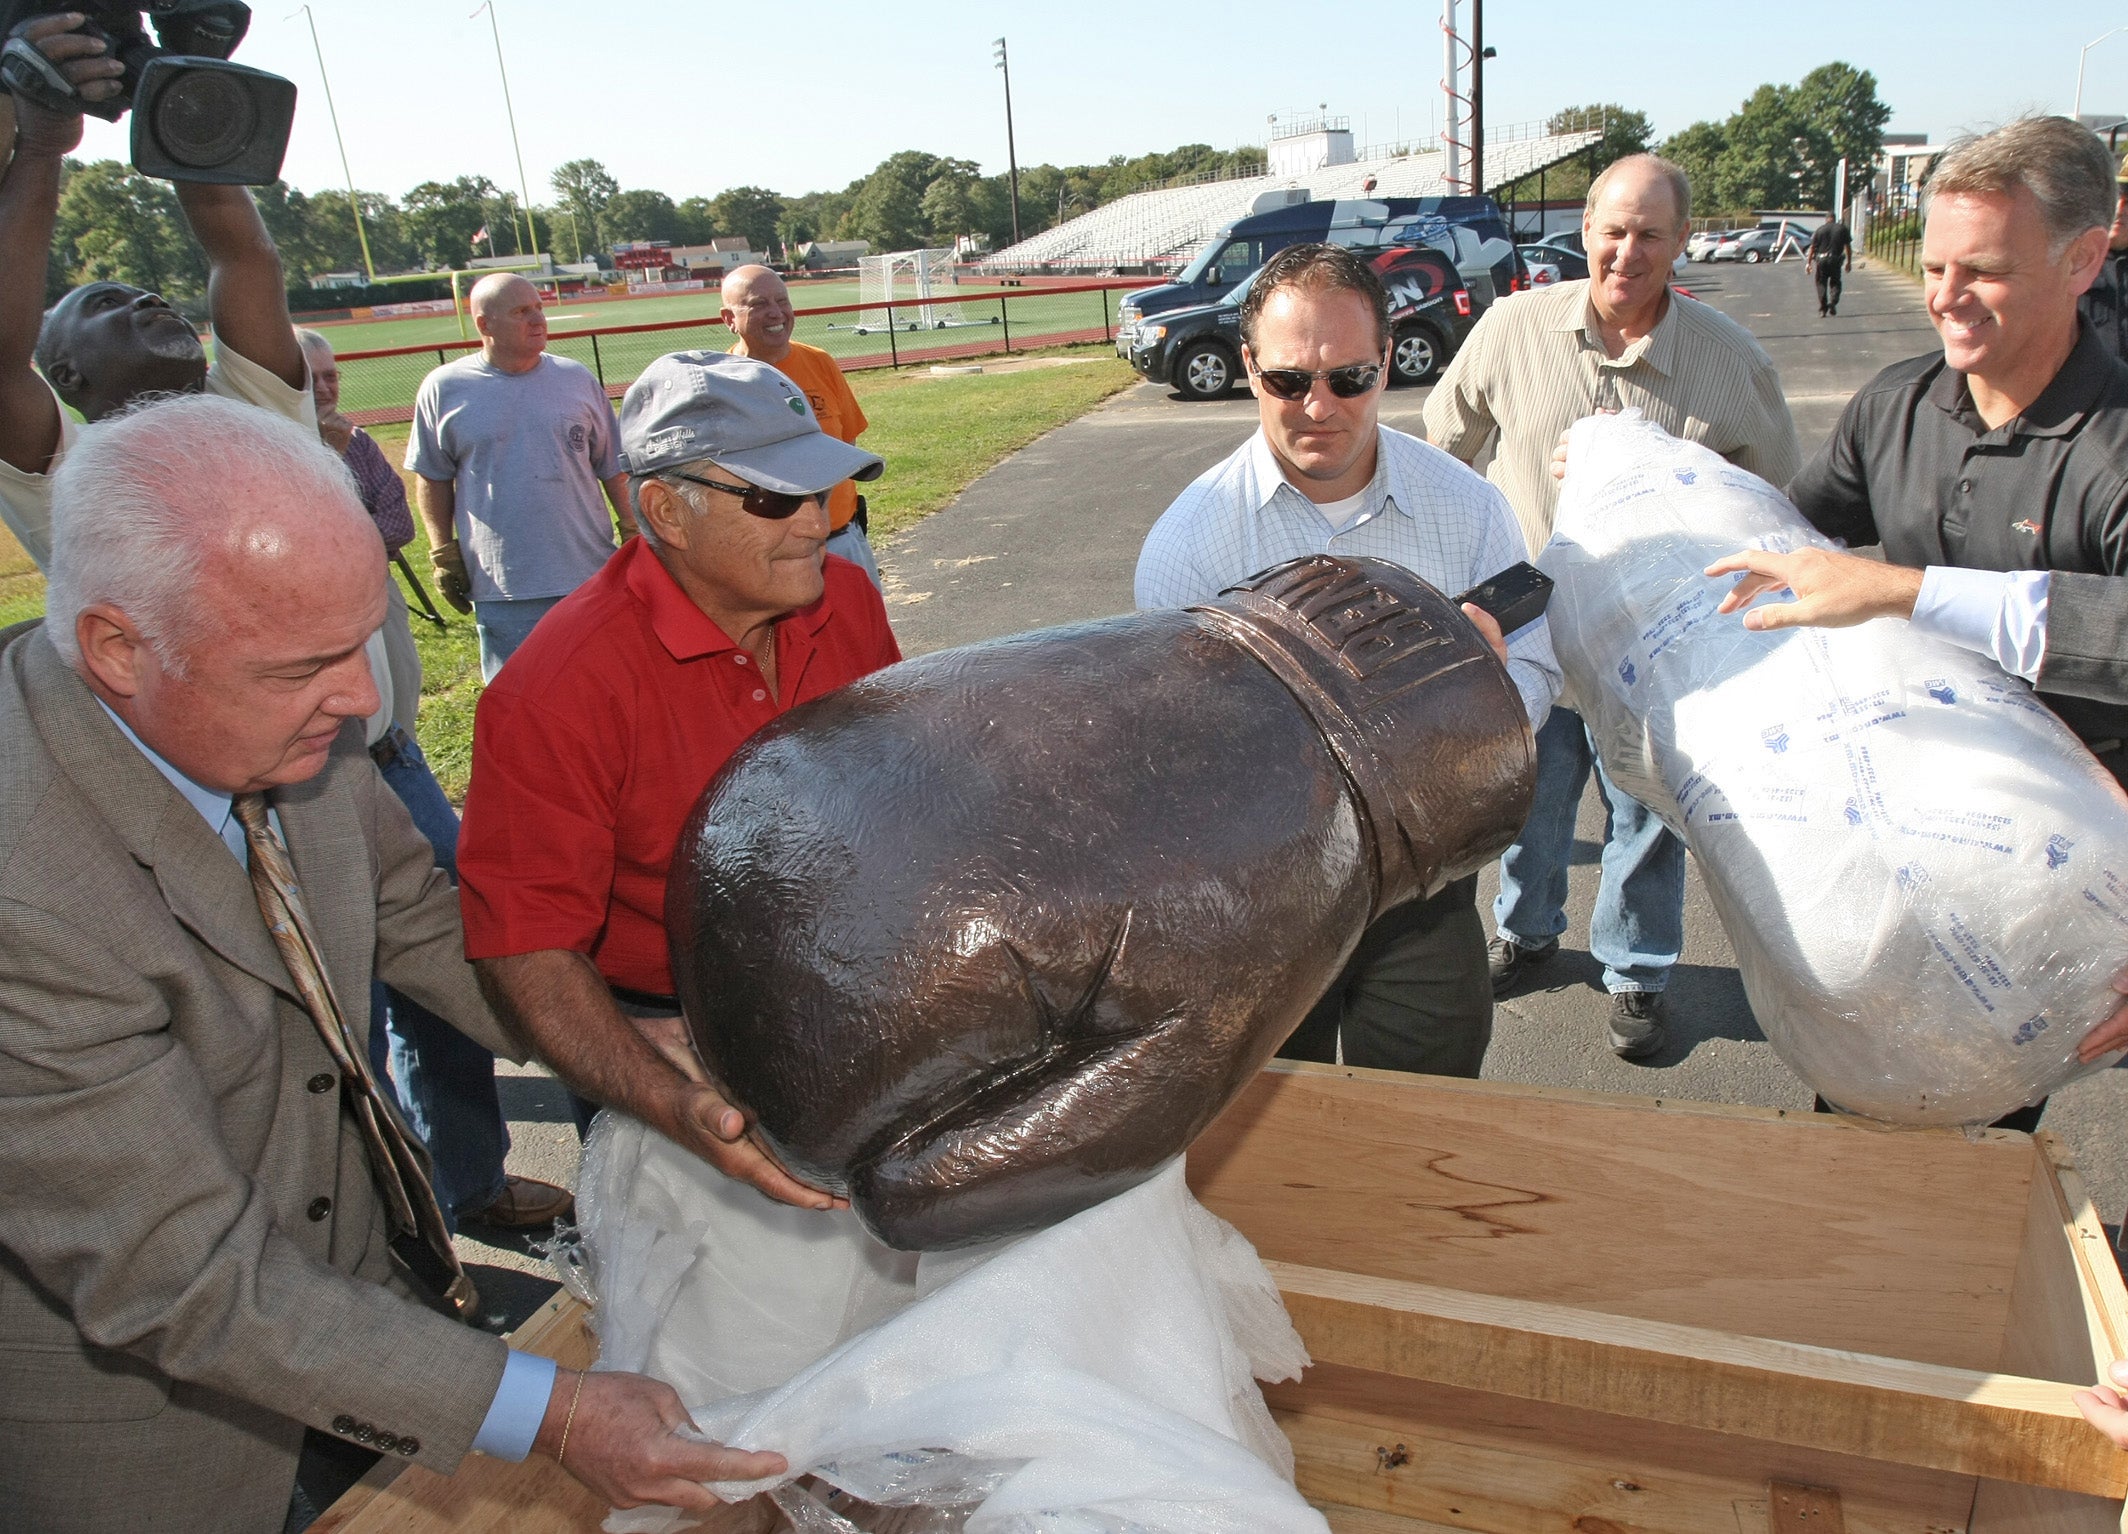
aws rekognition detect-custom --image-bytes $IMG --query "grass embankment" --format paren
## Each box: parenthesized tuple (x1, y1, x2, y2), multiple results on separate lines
(0, 348, 1138, 796)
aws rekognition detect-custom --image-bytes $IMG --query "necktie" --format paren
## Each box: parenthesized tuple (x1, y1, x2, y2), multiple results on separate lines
(231, 793, 478, 1321)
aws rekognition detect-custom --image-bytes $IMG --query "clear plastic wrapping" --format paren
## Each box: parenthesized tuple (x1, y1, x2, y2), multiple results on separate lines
(576, 1116, 1326, 1533)
(1542, 412, 2128, 1125)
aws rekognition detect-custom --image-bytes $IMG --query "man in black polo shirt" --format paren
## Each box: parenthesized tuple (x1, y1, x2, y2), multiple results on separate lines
(1703, 115, 2128, 1085)
(1805, 216, 1852, 317)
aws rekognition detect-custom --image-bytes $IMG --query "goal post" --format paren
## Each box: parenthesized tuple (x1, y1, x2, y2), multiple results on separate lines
(854, 248, 970, 333)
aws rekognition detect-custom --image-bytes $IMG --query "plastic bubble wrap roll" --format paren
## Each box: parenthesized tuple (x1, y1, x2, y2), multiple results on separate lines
(1542, 412, 2128, 1126)
(572, 1114, 1326, 1534)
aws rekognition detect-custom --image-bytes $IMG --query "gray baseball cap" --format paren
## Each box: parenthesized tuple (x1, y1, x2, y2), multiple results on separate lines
(617, 350, 883, 494)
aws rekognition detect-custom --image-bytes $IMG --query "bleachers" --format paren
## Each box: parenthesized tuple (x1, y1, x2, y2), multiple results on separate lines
(980, 131, 1602, 273)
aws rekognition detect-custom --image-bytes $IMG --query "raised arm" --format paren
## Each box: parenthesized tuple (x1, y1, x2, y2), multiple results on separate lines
(0, 14, 123, 475)
(175, 181, 305, 391)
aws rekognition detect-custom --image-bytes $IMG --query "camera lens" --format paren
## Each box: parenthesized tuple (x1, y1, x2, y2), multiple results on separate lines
(148, 67, 258, 168)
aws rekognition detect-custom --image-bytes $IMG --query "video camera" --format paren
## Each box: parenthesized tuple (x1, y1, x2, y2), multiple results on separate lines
(0, 3, 295, 185)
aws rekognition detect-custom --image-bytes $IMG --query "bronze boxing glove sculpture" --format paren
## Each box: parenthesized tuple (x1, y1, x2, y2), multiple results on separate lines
(668, 554, 1537, 1250)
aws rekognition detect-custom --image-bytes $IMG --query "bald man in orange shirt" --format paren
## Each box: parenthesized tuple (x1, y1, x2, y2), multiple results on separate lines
(721, 264, 880, 586)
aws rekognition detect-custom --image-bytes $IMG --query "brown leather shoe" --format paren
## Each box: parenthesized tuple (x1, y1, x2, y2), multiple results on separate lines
(463, 1175, 575, 1230)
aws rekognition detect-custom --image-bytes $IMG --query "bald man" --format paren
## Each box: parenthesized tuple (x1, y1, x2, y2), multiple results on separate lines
(1, 394, 784, 1531)
(721, 264, 882, 585)
(406, 274, 635, 680)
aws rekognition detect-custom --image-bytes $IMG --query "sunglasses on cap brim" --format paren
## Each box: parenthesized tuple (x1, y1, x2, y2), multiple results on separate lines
(662, 470, 827, 520)
(1248, 361, 1384, 401)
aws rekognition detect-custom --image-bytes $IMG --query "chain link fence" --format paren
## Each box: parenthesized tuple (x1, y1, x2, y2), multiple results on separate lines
(335, 280, 1138, 427)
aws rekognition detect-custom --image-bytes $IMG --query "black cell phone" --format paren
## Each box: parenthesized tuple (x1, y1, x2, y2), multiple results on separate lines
(1452, 562, 1554, 637)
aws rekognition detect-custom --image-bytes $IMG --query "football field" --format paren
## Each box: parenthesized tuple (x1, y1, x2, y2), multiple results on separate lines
(321, 279, 1135, 422)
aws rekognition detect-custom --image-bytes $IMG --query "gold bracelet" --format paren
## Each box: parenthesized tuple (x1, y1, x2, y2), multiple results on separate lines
(556, 1369, 587, 1467)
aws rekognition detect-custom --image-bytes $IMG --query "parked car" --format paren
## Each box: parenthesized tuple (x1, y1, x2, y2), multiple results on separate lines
(1710, 224, 1807, 264)
(1518, 241, 1589, 281)
(1115, 195, 1520, 357)
(1126, 246, 1476, 402)
(1686, 228, 1741, 262)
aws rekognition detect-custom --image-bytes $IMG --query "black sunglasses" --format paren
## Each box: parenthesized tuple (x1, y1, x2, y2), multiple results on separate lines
(663, 470, 826, 520)
(1249, 361, 1383, 401)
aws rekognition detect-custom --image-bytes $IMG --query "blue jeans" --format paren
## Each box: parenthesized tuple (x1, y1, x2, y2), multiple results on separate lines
(826, 521, 882, 589)
(366, 727, 509, 1227)
(473, 595, 567, 682)
(1492, 707, 1685, 994)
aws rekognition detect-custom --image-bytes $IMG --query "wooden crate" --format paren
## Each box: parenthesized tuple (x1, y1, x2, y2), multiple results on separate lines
(321, 1064, 2128, 1533)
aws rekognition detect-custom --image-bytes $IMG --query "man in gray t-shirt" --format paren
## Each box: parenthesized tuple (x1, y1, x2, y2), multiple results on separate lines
(406, 274, 634, 680)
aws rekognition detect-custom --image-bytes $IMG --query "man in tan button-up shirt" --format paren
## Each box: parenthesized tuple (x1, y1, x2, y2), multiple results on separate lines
(1423, 153, 1800, 1061)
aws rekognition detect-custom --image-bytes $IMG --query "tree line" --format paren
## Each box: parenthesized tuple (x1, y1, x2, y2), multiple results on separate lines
(1499, 65, 1889, 221)
(42, 64, 1890, 312)
(42, 141, 1269, 309)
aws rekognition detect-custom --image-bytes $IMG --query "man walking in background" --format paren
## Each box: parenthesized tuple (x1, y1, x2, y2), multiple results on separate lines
(722, 264, 882, 586)
(1807, 215, 1854, 317)
(1423, 153, 1799, 1060)
(407, 273, 636, 679)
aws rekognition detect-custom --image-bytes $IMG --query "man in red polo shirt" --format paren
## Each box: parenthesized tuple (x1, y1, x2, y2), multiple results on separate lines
(457, 351, 897, 1206)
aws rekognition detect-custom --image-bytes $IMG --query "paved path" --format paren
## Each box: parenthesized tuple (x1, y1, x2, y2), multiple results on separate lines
(463, 255, 2128, 1322)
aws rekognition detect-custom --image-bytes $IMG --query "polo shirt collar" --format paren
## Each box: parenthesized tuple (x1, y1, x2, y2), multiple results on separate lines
(1245, 425, 1410, 524)
(622, 534, 833, 663)
(1925, 319, 2116, 441)
(1557, 282, 1680, 378)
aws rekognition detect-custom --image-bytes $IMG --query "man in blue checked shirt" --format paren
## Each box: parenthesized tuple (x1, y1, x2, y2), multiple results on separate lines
(1136, 241, 1560, 1081)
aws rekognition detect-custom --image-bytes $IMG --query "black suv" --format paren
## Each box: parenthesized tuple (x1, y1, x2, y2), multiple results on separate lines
(1126, 246, 1478, 402)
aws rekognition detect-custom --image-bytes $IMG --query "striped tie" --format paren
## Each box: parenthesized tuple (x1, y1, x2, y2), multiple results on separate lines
(231, 793, 477, 1321)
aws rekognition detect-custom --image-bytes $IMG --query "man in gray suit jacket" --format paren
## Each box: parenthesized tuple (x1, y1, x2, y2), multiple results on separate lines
(0, 396, 783, 1531)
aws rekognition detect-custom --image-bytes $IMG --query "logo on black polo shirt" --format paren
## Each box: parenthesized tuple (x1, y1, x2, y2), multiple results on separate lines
(2012, 518, 2040, 537)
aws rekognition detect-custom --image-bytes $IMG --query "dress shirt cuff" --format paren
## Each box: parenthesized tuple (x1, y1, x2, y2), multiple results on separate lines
(472, 1349, 556, 1461)
(1910, 566, 2050, 682)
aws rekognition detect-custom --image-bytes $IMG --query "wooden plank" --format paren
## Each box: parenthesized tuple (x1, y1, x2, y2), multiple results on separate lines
(1273, 1364, 1975, 1534)
(1269, 1260, 2127, 1497)
(2031, 1132, 2128, 1377)
(1770, 1481, 1845, 1533)
(1189, 1064, 2035, 1371)
(1322, 1513, 1470, 1534)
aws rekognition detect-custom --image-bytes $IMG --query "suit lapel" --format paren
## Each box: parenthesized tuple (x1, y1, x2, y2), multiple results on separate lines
(19, 635, 300, 1002)
(275, 734, 376, 1017)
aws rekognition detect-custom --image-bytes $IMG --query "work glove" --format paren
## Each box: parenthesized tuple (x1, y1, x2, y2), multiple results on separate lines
(430, 539, 474, 614)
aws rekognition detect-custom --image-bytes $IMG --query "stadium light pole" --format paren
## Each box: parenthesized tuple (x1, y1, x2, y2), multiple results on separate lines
(994, 37, 1022, 249)
(2077, 27, 2128, 122)
(1469, 0, 1489, 199)
(471, 1, 541, 259)
(287, 4, 375, 282)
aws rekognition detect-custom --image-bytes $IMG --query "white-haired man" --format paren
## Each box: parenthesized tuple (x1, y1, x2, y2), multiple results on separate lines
(1423, 152, 1801, 1060)
(1704, 116, 2128, 1117)
(0, 396, 784, 1532)
(406, 273, 635, 679)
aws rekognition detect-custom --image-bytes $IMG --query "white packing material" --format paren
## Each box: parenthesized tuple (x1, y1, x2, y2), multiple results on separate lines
(1542, 411, 2128, 1126)
(571, 1114, 1324, 1534)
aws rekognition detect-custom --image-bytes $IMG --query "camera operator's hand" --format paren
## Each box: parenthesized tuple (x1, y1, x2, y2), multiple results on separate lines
(430, 538, 475, 614)
(6, 12, 126, 156)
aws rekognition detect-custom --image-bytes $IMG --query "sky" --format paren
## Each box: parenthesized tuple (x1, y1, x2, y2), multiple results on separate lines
(69, 2, 2123, 208)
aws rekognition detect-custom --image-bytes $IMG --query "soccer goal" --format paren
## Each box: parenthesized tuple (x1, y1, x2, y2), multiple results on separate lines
(850, 248, 973, 333)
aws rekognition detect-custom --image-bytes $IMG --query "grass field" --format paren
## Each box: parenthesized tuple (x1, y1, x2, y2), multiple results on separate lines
(0, 348, 1140, 796)
(319, 282, 1136, 423)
